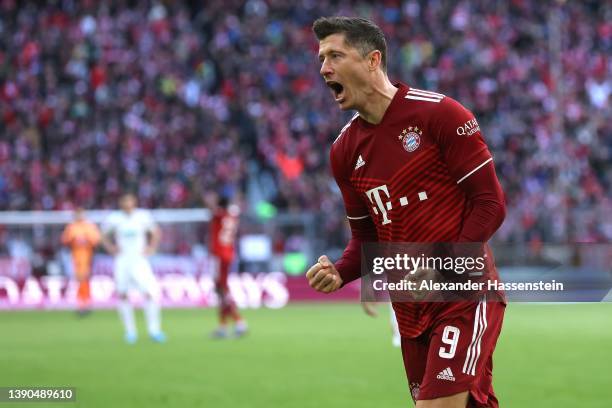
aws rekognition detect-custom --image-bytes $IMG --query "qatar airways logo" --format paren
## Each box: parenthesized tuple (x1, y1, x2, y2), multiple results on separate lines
(365, 184, 428, 225)
(456, 118, 480, 136)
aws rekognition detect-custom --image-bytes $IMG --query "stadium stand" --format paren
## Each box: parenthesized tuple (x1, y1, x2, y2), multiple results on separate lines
(0, 0, 609, 246)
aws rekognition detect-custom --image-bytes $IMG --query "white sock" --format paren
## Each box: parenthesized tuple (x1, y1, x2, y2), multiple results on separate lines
(390, 304, 400, 346)
(144, 298, 161, 336)
(235, 320, 248, 330)
(118, 299, 136, 337)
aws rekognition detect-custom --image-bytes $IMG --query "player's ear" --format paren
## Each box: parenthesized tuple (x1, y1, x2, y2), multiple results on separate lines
(368, 50, 382, 71)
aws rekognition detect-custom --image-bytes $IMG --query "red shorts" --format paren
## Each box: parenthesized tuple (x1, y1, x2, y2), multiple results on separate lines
(401, 299, 505, 407)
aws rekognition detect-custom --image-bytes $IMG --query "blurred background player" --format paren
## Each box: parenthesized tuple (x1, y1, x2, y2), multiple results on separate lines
(361, 271, 401, 347)
(61, 207, 100, 316)
(101, 193, 166, 344)
(209, 196, 247, 339)
(362, 302, 401, 347)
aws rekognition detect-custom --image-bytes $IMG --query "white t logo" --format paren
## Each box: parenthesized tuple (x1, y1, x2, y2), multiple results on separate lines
(365, 185, 392, 225)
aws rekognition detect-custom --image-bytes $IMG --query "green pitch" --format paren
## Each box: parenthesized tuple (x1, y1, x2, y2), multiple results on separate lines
(1, 303, 611, 407)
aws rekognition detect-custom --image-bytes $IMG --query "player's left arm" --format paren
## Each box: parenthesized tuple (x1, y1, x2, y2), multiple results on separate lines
(434, 98, 506, 242)
(145, 216, 161, 256)
(456, 163, 505, 242)
(100, 215, 119, 255)
(361, 302, 378, 317)
(89, 223, 102, 247)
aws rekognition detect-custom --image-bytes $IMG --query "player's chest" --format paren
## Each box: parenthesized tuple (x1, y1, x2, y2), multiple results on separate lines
(349, 123, 439, 185)
(348, 122, 454, 226)
(116, 219, 143, 238)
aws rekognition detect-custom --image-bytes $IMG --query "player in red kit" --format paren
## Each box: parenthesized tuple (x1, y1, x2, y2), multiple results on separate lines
(209, 196, 248, 338)
(306, 17, 506, 408)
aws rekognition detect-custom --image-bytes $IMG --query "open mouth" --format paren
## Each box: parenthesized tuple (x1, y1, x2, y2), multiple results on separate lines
(326, 81, 345, 102)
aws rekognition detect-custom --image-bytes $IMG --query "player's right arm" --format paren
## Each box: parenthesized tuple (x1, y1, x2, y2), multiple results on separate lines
(61, 224, 73, 247)
(307, 134, 378, 293)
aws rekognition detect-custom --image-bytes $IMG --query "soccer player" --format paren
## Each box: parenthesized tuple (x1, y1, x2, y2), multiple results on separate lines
(208, 196, 248, 338)
(101, 193, 166, 344)
(306, 17, 506, 408)
(362, 302, 401, 347)
(61, 207, 101, 316)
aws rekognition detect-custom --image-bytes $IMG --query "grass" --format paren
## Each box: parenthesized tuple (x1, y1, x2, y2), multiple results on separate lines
(0, 303, 611, 407)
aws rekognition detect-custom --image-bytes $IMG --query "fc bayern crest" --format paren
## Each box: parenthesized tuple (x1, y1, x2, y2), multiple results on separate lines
(399, 126, 423, 153)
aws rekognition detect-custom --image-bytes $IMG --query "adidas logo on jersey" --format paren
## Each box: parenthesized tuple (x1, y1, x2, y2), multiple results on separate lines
(354, 155, 365, 170)
(436, 367, 456, 382)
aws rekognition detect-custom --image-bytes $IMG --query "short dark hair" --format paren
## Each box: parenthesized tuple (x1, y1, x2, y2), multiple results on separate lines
(312, 16, 388, 71)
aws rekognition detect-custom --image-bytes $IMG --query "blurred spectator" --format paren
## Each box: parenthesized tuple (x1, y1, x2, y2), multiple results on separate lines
(0, 0, 609, 245)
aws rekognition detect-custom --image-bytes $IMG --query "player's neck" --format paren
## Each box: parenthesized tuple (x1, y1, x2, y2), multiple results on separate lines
(357, 77, 398, 125)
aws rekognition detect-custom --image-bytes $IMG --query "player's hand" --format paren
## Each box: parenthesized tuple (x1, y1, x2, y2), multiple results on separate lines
(106, 245, 119, 256)
(402, 268, 440, 302)
(361, 302, 378, 317)
(306, 255, 343, 293)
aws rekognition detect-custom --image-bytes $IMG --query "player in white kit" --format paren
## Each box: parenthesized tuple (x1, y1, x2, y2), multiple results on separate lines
(101, 193, 166, 344)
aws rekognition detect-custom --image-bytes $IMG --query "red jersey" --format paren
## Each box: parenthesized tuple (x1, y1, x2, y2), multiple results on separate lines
(209, 206, 240, 262)
(331, 83, 501, 338)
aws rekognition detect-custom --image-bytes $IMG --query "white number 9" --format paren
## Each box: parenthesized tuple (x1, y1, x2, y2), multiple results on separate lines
(439, 325, 460, 359)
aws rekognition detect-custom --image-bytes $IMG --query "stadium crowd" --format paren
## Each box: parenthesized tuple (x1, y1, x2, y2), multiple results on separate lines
(0, 0, 610, 244)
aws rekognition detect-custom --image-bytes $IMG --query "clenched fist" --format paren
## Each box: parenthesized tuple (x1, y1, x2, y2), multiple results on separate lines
(306, 255, 343, 293)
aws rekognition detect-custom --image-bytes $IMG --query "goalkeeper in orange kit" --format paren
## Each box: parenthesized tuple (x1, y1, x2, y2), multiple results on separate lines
(61, 207, 101, 316)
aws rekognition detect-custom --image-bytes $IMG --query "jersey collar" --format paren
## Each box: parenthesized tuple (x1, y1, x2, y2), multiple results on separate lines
(357, 82, 409, 129)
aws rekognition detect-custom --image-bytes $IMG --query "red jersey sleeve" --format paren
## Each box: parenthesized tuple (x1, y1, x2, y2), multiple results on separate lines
(432, 97, 493, 184)
(432, 97, 506, 242)
(329, 141, 371, 219)
(330, 139, 378, 285)
(457, 164, 506, 242)
(209, 212, 221, 250)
